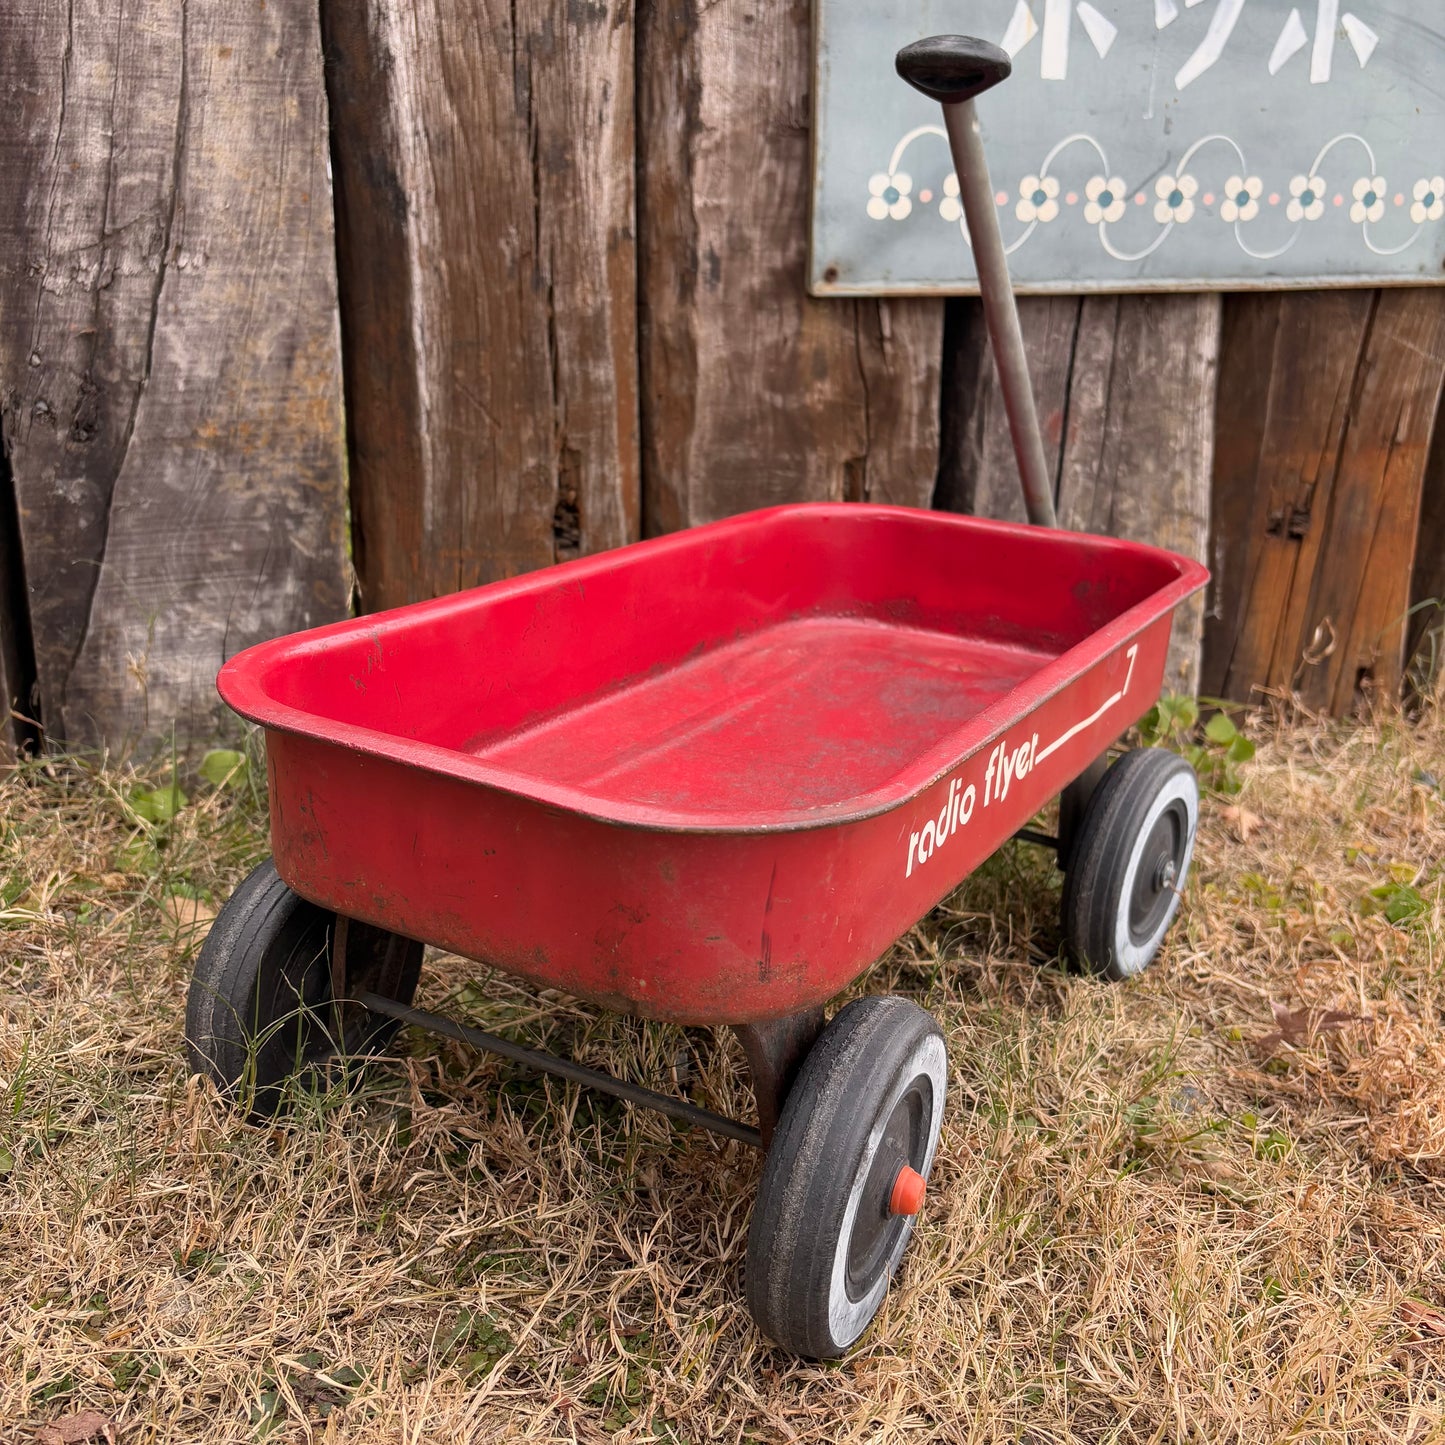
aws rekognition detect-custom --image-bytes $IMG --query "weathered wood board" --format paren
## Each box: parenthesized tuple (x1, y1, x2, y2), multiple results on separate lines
(1409, 392, 1445, 689)
(637, 0, 942, 532)
(1202, 289, 1445, 712)
(323, 0, 640, 613)
(939, 294, 1218, 694)
(0, 0, 350, 751)
(0, 457, 30, 761)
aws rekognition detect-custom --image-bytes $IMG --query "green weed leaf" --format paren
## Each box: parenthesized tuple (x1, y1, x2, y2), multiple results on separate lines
(200, 749, 248, 789)
(1228, 735, 1256, 763)
(1204, 713, 1238, 745)
(130, 783, 188, 824)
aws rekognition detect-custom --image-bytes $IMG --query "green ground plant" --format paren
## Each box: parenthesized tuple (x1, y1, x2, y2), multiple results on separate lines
(1138, 691, 1257, 793)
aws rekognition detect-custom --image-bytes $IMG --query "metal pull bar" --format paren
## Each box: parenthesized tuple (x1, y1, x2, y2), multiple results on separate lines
(897, 37, 1058, 530)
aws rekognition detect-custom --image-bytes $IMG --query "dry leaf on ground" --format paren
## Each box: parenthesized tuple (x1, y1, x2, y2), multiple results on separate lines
(33, 1411, 117, 1445)
(1400, 1300, 1445, 1340)
(1255, 1000, 1369, 1055)
(1220, 804, 1265, 841)
(160, 894, 216, 938)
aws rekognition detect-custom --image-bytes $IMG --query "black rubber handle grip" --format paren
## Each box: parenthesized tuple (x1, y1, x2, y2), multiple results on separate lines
(895, 35, 1012, 105)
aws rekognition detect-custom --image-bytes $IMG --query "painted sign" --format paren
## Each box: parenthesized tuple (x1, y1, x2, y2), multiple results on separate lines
(811, 0, 1445, 293)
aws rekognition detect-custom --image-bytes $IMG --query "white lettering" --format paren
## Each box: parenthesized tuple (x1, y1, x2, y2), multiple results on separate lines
(1174, 0, 1247, 90)
(1040, 0, 1070, 79)
(1310, 0, 1338, 83)
(1340, 13, 1378, 68)
(999, 745, 1016, 800)
(906, 668, 1137, 876)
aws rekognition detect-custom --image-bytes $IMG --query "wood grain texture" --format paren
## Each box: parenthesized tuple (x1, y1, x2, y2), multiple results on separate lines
(1201, 290, 1445, 712)
(637, 0, 941, 532)
(936, 296, 1081, 523)
(1201, 292, 1371, 703)
(0, 0, 350, 750)
(1301, 291, 1445, 713)
(1408, 381, 1445, 687)
(0, 611, 18, 759)
(940, 294, 1218, 694)
(323, 0, 639, 612)
(0, 454, 30, 761)
(1058, 296, 1219, 695)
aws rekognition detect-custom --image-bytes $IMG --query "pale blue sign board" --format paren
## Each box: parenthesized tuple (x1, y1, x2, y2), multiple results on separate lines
(811, 0, 1445, 293)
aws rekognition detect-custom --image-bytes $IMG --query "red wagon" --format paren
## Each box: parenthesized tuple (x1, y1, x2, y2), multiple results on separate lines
(185, 39, 1210, 1358)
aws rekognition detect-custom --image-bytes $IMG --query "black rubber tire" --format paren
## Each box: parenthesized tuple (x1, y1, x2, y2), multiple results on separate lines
(184, 858, 423, 1116)
(1056, 753, 1109, 874)
(745, 997, 947, 1359)
(1061, 748, 1199, 981)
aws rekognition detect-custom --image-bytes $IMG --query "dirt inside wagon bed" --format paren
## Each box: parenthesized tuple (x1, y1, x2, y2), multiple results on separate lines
(2, 699, 1444, 1444)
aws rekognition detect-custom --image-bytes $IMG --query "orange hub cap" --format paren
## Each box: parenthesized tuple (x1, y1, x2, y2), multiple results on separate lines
(889, 1165, 927, 1216)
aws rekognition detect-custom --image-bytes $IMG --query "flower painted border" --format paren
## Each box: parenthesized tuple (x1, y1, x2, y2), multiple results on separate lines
(863, 129, 1434, 262)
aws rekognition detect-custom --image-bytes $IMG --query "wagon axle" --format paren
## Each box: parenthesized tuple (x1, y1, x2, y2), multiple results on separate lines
(356, 991, 767, 1147)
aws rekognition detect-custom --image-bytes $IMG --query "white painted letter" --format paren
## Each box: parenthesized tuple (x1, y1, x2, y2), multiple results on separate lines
(1340, 13, 1378, 68)
(1041, 0, 1070, 79)
(907, 832, 920, 877)
(1000, 0, 1039, 59)
(1311, 0, 1338, 83)
(959, 784, 977, 826)
(1269, 8, 1308, 74)
(1174, 0, 1247, 91)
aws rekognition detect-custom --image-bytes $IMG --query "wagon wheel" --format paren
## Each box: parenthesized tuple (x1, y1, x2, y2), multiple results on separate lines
(745, 997, 947, 1358)
(185, 858, 423, 1116)
(1061, 748, 1199, 981)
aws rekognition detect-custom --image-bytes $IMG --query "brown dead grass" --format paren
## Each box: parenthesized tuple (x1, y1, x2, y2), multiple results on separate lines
(2, 702, 1444, 1444)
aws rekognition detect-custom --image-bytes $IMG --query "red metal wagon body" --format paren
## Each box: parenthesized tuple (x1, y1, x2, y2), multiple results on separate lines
(219, 503, 1206, 1025)
(190, 28, 1213, 1363)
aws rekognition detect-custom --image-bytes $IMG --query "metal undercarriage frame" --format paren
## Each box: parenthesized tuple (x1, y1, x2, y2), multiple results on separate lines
(343, 779, 1102, 1152)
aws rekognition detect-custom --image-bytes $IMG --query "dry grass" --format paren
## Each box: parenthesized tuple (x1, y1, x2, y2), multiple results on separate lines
(2, 703, 1444, 1444)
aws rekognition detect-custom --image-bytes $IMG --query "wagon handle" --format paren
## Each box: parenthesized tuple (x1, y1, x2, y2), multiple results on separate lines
(896, 36, 1058, 529)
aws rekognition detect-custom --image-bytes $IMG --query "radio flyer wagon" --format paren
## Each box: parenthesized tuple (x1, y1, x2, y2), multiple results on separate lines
(185, 38, 1209, 1359)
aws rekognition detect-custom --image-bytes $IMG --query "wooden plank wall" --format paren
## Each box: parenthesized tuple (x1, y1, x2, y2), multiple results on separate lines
(1409, 389, 1445, 689)
(321, 0, 641, 611)
(0, 0, 350, 752)
(0, 451, 31, 761)
(322, 0, 945, 607)
(1201, 291, 1445, 712)
(938, 295, 1219, 695)
(636, 0, 942, 528)
(0, 0, 1440, 754)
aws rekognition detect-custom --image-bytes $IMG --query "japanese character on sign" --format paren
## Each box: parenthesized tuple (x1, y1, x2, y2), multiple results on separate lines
(998, 0, 1381, 88)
